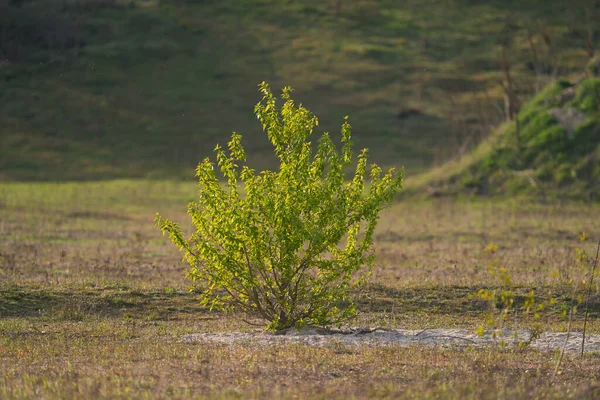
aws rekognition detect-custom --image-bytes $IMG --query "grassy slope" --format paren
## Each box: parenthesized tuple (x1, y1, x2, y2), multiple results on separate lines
(407, 76, 600, 200)
(1, 0, 596, 180)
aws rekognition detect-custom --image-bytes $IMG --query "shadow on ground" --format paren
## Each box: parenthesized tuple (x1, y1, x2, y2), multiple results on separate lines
(355, 284, 600, 319)
(0, 285, 212, 322)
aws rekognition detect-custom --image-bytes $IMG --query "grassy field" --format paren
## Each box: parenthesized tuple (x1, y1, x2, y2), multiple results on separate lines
(1, 0, 597, 180)
(1, 180, 600, 398)
(2, 1, 599, 397)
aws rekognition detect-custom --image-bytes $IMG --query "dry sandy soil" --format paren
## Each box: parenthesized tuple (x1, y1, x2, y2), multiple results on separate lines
(183, 327, 600, 353)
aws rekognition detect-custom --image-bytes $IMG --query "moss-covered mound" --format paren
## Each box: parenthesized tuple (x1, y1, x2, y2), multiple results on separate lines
(414, 76, 600, 200)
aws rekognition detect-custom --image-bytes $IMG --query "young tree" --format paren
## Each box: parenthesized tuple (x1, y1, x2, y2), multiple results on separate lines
(156, 82, 403, 331)
(499, 44, 522, 152)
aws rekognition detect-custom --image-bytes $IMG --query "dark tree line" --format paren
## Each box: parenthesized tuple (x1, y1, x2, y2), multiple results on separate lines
(0, 0, 123, 62)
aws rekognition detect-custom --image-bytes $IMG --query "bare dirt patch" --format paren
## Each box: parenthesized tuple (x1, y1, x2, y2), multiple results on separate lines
(183, 327, 600, 352)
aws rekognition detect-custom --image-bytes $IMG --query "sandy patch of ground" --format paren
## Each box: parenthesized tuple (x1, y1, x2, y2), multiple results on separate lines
(183, 328, 600, 352)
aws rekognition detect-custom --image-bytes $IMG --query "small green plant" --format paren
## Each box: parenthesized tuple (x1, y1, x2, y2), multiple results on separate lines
(476, 267, 515, 338)
(156, 82, 403, 331)
(483, 242, 499, 254)
(475, 265, 556, 347)
(475, 235, 598, 353)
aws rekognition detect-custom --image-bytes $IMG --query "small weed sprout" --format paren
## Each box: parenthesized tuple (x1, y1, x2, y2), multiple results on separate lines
(476, 235, 597, 352)
(156, 82, 403, 331)
(476, 265, 557, 347)
(483, 242, 499, 254)
(476, 267, 516, 342)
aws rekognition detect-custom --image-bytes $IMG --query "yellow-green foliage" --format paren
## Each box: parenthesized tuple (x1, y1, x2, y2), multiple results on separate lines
(156, 83, 403, 330)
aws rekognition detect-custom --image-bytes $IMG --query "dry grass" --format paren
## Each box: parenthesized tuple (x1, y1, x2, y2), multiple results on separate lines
(1, 180, 600, 399)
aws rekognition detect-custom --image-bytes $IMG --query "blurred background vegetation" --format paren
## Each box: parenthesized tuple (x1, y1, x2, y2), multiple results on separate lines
(0, 0, 598, 191)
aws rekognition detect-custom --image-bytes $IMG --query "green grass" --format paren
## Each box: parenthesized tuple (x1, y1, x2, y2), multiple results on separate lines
(1, 0, 596, 180)
(1, 180, 600, 398)
(2, 1, 600, 396)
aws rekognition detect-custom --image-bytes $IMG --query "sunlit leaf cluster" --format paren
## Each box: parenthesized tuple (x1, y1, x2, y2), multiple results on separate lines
(156, 82, 403, 330)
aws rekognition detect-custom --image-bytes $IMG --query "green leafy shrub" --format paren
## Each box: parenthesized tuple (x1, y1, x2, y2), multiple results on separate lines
(156, 82, 403, 331)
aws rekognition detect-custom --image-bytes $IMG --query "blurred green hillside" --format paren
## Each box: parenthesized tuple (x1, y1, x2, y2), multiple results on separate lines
(406, 75, 600, 200)
(0, 0, 597, 180)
